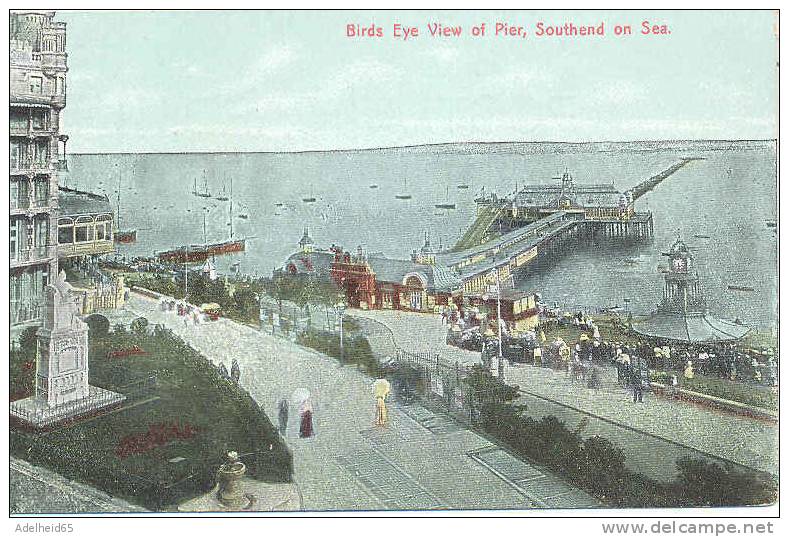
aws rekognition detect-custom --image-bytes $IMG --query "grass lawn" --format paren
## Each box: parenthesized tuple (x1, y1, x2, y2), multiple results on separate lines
(651, 371, 777, 411)
(10, 324, 291, 511)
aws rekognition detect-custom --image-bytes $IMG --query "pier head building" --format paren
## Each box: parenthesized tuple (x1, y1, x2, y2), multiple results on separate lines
(10, 11, 68, 326)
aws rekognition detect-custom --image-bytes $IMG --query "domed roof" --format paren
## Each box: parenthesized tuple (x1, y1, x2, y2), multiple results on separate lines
(668, 235, 692, 258)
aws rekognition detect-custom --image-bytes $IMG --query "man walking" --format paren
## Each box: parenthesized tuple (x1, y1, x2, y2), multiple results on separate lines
(278, 398, 289, 436)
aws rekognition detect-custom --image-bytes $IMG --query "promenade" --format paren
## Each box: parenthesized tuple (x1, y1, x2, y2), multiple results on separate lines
(350, 309, 778, 479)
(124, 294, 598, 511)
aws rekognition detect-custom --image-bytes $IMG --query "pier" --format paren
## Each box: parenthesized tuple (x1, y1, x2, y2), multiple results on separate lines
(444, 160, 694, 291)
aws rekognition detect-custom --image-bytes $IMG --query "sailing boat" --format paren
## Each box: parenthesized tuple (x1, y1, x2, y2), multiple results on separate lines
(236, 202, 249, 219)
(215, 177, 230, 202)
(302, 184, 317, 203)
(435, 185, 456, 210)
(193, 170, 211, 198)
(395, 177, 412, 200)
(114, 166, 137, 244)
(157, 184, 245, 264)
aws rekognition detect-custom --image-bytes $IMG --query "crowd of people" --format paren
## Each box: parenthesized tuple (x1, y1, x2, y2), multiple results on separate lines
(448, 306, 778, 404)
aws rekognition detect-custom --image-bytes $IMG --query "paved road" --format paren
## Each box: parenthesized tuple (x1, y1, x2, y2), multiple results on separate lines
(350, 309, 778, 479)
(125, 294, 597, 511)
(10, 457, 146, 514)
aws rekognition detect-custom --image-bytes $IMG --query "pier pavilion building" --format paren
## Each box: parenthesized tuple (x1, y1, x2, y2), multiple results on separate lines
(281, 229, 462, 312)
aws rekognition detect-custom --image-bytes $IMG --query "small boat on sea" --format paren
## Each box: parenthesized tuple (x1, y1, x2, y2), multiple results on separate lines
(434, 185, 456, 210)
(395, 177, 412, 200)
(192, 171, 212, 198)
(113, 168, 137, 244)
(693, 234, 711, 239)
(302, 184, 317, 203)
(215, 181, 230, 202)
(766, 220, 777, 228)
(369, 184, 379, 189)
(457, 184, 470, 189)
(727, 285, 755, 292)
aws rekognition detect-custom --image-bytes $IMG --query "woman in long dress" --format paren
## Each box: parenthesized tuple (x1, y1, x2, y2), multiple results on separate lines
(299, 400, 314, 438)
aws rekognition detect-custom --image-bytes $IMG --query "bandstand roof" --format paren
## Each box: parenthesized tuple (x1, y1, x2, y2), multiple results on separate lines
(632, 312, 750, 343)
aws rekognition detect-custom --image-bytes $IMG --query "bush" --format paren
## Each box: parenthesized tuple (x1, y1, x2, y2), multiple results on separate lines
(130, 317, 149, 335)
(674, 457, 778, 507)
(86, 315, 111, 338)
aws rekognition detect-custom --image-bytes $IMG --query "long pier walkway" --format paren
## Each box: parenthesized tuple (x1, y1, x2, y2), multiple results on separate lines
(627, 157, 700, 200)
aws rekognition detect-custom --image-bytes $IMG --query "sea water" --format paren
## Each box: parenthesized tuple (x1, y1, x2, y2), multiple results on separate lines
(67, 140, 777, 329)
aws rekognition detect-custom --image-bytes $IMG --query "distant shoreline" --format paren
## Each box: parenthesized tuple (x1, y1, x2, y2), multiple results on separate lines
(71, 138, 776, 157)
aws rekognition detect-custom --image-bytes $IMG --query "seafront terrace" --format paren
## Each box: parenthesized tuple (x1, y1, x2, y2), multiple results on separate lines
(349, 308, 778, 480)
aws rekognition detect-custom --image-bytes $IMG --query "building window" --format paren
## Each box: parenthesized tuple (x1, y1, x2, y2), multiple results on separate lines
(58, 217, 73, 244)
(75, 216, 93, 243)
(30, 75, 43, 94)
(55, 76, 65, 94)
(32, 110, 47, 130)
(96, 215, 112, 241)
(10, 141, 25, 168)
(10, 219, 20, 260)
(34, 178, 48, 205)
(34, 217, 48, 247)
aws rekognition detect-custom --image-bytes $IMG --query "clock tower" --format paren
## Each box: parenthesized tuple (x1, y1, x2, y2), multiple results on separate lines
(660, 236, 706, 314)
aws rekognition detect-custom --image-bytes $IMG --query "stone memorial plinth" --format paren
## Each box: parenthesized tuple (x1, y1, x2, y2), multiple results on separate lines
(10, 271, 125, 428)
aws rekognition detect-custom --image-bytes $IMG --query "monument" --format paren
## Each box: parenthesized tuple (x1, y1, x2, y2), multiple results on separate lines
(10, 271, 125, 428)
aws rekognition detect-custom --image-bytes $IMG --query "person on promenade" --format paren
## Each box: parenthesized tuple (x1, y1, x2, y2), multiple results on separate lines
(299, 399, 314, 438)
(684, 360, 695, 381)
(632, 366, 644, 403)
(231, 359, 241, 383)
(278, 398, 289, 435)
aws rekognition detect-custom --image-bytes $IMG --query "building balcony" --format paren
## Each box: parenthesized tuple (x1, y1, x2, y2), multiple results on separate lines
(10, 92, 66, 108)
(11, 245, 56, 267)
(9, 125, 57, 138)
(10, 159, 52, 175)
(10, 195, 51, 213)
(58, 239, 115, 259)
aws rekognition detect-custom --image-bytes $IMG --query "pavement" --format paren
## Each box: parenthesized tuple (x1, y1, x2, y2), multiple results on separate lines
(349, 309, 779, 479)
(10, 457, 147, 514)
(123, 293, 599, 511)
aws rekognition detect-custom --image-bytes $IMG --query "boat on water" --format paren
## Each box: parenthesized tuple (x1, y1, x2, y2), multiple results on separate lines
(157, 238, 246, 264)
(727, 285, 754, 292)
(192, 171, 212, 198)
(457, 184, 470, 189)
(766, 220, 777, 228)
(113, 167, 137, 244)
(623, 257, 639, 265)
(369, 184, 379, 189)
(302, 197, 317, 203)
(395, 177, 412, 200)
(215, 182, 230, 202)
(693, 234, 711, 239)
(115, 230, 137, 244)
(434, 185, 456, 209)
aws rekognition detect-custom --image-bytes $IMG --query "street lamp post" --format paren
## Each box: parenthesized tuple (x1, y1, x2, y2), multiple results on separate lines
(334, 301, 346, 364)
(491, 257, 505, 380)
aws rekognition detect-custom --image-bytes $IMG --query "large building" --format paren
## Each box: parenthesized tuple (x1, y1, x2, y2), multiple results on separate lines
(10, 11, 68, 326)
(282, 229, 463, 312)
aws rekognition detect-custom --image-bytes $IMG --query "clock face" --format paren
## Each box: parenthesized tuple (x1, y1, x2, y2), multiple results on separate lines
(672, 258, 687, 272)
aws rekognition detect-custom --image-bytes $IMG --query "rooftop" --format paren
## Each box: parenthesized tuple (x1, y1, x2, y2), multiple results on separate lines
(58, 186, 113, 217)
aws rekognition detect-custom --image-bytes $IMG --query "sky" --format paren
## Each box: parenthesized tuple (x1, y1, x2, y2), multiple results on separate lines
(58, 10, 778, 153)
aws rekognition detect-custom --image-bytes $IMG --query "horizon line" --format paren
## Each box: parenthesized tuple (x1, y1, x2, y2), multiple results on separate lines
(70, 138, 777, 156)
